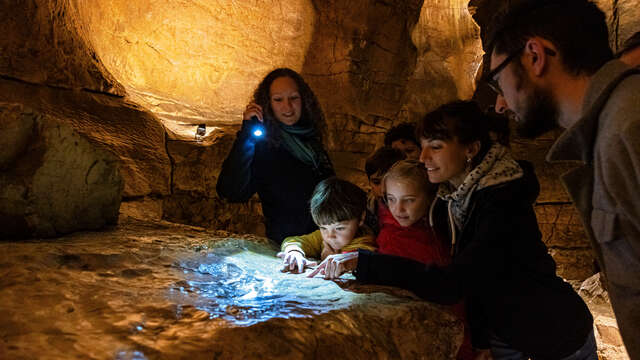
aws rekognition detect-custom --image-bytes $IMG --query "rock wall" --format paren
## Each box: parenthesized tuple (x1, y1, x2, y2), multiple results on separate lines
(0, 101, 122, 238)
(0, 0, 123, 94)
(71, 0, 316, 138)
(162, 0, 485, 232)
(2, 0, 632, 280)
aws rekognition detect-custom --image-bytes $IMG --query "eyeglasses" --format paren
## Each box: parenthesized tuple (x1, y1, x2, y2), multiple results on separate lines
(486, 46, 557, 95)
(485, 46, 525, 96)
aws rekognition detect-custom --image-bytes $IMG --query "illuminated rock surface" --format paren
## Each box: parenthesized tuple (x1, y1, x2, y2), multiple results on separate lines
(0, 219, 463, 359)
(403, 0, 483, 123)
(74, 0, 316, 137)
(1, 0, 639, 285)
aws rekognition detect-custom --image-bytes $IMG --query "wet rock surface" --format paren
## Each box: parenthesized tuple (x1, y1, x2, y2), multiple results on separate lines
(0, 219, 463, 359)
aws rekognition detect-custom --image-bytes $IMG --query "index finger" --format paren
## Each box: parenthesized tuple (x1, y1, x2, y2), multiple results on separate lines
(307, 261, 326, 278)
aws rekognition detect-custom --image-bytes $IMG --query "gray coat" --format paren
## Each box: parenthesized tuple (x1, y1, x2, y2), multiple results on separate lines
(547, 59, 640, 359)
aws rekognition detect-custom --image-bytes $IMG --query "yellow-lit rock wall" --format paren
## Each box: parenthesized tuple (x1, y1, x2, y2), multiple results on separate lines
(403, 0, 483, 123)
(73, 0, 315, 137)
(4, 0, 638, 280)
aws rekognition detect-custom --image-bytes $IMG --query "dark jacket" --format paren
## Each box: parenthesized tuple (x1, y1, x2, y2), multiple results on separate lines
(355, 161, 593, 359)
(216, 120, 334, 244)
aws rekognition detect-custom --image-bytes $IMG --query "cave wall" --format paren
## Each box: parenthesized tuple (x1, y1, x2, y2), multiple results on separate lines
(1, 0, 638, 279)
(0, 0, 124, 94)
(72, 0, 316, 137)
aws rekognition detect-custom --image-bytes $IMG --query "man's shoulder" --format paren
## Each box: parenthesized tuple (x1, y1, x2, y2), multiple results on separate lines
(598, 72, 640, 136)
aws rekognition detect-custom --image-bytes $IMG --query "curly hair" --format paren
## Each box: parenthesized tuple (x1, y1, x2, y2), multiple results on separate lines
(252, 68, 328, 147)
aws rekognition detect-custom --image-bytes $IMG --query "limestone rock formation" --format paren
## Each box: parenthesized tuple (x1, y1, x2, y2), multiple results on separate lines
(162, 131, 266, 236)
(0, 102, 122, 238)
(0, 78, 171, 199)
(403, 0, 483, 124)
(0, 220, 463, 359)
(578, 274, 630, 360)
(73, 0, 316, 137)
(2, 0, 632, 281)
(0, 0, 124, 95)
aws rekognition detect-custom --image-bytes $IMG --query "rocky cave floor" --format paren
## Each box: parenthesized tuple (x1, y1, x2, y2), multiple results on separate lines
(0, 213, 630, 360)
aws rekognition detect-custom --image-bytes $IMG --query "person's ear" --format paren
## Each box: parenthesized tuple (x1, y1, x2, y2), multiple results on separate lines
(524, 37, 554, 77)
(466, 141, 481, 160)
(359, 211, 366, 226)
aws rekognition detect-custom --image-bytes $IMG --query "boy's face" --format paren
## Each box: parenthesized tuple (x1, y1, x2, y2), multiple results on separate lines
(385, 178, 429, 227)
(319, 218, 361, 253)
(369, 171, 384, 198)
(391, 139, 420, 160)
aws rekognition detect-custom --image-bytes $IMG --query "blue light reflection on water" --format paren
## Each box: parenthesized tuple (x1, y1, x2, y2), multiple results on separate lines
(170, 242, 352, 326)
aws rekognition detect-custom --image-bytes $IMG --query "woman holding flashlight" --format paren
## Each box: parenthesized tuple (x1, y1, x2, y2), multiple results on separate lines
(217, 68, 334, 244)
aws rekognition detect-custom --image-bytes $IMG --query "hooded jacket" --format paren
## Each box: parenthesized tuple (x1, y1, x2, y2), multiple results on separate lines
(355, 160, 593, 359)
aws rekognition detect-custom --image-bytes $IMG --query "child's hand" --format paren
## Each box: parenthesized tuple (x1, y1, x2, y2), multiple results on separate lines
(277, 251, 317, 274)
(307, 252, 358, 279)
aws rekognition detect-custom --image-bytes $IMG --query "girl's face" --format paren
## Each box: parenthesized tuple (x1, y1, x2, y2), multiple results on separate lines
(419, 137, 478, 187)
(385, 179, 429, 227)
(269, 76, 302, 126)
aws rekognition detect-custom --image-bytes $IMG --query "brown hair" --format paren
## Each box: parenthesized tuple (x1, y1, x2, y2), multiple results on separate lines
(253, 68, 327, 148)
(416, 100, 502, 168)
(310, 177, 367, 226)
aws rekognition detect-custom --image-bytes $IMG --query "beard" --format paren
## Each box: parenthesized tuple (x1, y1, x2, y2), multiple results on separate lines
(515, 84, 560, 139)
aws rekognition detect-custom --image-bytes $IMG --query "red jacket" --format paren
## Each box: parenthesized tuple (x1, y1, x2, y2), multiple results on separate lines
(375, 201, 450, 266)
(375, 201, 473, 360)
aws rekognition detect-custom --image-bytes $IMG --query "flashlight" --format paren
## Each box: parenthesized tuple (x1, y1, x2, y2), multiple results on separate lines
(250, 116, 265, 138)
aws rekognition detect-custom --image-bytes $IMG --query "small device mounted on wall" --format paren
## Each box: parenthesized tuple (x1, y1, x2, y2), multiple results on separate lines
(195, 124, 206, 142)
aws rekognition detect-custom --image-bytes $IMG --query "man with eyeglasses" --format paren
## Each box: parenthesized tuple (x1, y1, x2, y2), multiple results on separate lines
(488, 1, 640, 359)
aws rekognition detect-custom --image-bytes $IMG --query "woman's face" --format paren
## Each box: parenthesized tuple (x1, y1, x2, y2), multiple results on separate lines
(269, 76, 302, 126)
(419, 137, 474, 186)
(385, 179, 429, 227)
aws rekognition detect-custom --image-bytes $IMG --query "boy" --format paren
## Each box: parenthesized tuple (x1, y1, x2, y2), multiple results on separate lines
(279, 177, 376, 273)
(363, 146, 406, 234)
(384, 122, 420, 160)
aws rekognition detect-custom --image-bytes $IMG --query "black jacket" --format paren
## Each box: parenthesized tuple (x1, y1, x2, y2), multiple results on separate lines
(216, 121, 334, 244)
(355, 161, 593, 359)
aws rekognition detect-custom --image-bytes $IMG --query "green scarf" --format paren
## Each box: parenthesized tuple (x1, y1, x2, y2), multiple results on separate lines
(278, 120, 333, 176)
